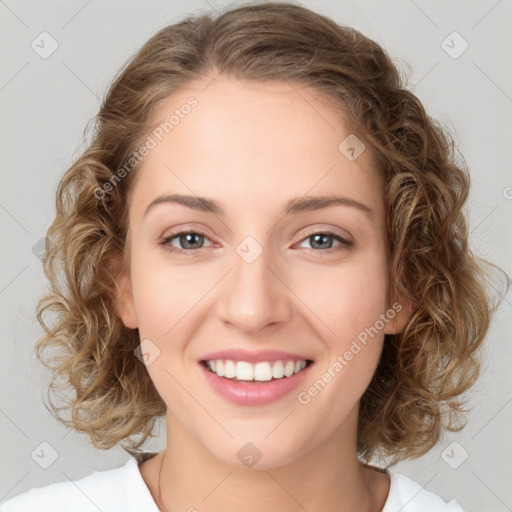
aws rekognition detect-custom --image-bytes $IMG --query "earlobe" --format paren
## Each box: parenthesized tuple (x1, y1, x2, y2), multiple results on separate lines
(384, 294, 415, 335)
(114, 266, 139, 330)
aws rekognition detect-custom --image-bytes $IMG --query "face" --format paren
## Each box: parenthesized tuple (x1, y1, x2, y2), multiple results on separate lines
(116, 76, 407, 469)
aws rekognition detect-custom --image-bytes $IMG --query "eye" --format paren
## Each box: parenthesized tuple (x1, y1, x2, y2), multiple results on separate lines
(159, 228, 352, 256)
(159, 229, 213, 255)
(295, 231, 352, 253)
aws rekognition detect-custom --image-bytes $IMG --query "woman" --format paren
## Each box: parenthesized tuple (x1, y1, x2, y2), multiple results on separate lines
(1, 2, 505, 511)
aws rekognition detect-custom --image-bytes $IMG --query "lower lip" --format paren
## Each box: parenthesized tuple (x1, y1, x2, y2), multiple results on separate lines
(198, 362, 313, 406)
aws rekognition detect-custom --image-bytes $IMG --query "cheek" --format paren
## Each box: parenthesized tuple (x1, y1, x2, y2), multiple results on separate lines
(294, 262, 388, 436)
(130, 248, 202, 337)
(128, 250, 212, 401)
(292, 249, 388, 403)
(130, 254, 201, 410)
(292, 249, 389, 348)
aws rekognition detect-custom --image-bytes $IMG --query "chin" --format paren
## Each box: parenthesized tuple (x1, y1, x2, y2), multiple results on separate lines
(207, 436, 309, 471)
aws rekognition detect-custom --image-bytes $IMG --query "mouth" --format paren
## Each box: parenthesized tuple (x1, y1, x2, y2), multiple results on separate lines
(200, 359, 314, 383)
(198, 357, 314, 406)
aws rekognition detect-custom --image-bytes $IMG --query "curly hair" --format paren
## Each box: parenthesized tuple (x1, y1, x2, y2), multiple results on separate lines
(34, 1, 508, 462)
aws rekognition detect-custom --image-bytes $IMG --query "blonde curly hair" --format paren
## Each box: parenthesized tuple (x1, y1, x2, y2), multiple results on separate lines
(34, 1, 507, 463)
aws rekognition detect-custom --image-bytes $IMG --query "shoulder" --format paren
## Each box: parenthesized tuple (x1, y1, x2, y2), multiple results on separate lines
(0, 456, 158, 512)
(382, 472, 465, 512)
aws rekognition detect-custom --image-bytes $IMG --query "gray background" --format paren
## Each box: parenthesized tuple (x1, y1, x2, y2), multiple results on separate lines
(1, 0, 511, 510)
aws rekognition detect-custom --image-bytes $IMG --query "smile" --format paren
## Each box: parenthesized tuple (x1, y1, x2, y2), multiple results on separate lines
(202, 359, 310, 382)
(198, 359, 314, 406)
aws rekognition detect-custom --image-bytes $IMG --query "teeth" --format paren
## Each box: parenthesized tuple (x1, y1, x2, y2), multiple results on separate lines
(236, 361, 254, 380)
(272, 361, 284, 379)
(254, 362, 272, 381)
(284, 360, 295, 377)
(205, 359, 308, 381)
(224, 360, 236, 378)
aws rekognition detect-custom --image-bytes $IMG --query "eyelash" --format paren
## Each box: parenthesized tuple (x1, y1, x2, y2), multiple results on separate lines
(158, 228, 352, 256)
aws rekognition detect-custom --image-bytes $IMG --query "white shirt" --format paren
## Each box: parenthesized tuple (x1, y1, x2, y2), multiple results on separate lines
(0, 456, 465, 511)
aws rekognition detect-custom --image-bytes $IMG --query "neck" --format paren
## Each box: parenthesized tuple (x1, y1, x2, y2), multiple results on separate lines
(151, 408, 389, 512)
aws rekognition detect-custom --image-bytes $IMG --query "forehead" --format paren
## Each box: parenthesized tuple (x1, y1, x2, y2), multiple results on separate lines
(129, 76, 383, 219)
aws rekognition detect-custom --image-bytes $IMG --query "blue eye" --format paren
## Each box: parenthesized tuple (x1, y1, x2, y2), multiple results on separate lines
(160, 229, 213, 254)
(297, 231, 351, 251)
(159, 229, 351, 255)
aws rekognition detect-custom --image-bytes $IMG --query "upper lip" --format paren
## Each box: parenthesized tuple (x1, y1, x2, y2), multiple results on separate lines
(199, 348, 314, 364)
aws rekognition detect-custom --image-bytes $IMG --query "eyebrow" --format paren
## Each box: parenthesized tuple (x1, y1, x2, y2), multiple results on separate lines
(143, 193, 374, 218)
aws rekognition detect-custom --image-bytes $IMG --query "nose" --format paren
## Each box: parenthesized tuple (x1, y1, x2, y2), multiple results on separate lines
(216, 243, 292, 335)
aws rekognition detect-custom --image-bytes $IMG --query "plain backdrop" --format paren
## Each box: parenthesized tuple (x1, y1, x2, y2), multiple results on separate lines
(1, 1, 511, 510)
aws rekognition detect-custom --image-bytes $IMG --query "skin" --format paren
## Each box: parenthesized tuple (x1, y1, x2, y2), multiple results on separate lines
(115, 75, 412, 512)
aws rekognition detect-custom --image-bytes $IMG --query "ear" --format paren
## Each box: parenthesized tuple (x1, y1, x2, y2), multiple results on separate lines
(110, 254, 138, 330)
(384, 292, 415, 336)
